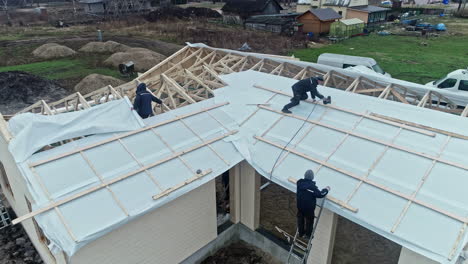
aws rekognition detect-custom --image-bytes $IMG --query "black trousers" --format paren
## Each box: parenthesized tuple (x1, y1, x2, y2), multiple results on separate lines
(139, 113, 154, 119)
(283, 89, 324, 111)
(297, 210, 314, 237)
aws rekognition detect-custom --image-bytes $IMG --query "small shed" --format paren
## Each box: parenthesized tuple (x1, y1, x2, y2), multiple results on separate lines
(80, 0, 107, 14)
(329, 18, 364, 38)
(297, 8, 342, 35)
(245, 14, 298, 34)
(346, 5, 389, 24)
(221, 0, 283, 24)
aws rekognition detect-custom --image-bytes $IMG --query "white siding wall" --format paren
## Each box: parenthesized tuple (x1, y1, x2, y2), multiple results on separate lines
(307, 208, 338, 264)
(0, 126, 60, 264)
(70, 179, 217, 264)
(398, 247, 439, 264)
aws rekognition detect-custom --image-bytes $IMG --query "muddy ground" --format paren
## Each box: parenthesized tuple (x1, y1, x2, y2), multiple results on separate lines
(0, 71, 68, 114)
(201, 241, 280, 264)
(260, 181, 402, 264)
(0, 193, 43, 264)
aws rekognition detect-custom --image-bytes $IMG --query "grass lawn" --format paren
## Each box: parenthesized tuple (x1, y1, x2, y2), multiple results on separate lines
(0, 57, 123, 81)
(290, 34, 468, 84)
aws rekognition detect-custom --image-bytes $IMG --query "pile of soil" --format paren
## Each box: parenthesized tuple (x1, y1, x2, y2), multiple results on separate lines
(146, 6, 221, 22)
(201, 241, 280, 264)
(0, 71, 68, 114)
(79, 41, 130, 54)
(104, 48, 166, 72)
(0, 223, 43, 264)
(74, 74, 125, 95)
(32, 43, 76, 59)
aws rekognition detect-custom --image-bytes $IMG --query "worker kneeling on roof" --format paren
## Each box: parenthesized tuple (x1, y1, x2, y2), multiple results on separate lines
(282, 76, 331, 114)
(133, 82, 163, 119)
(296, 170, 330, 240)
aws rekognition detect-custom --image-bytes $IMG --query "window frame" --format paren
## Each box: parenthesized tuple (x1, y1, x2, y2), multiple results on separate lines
(458, 80, 468, 91)
(437, 78, 458, 89)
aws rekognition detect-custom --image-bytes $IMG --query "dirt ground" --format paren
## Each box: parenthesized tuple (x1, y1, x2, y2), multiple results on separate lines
(201, 241, 281, 264)
(260, 181, 402, 264)
(0, 191, 42, 264)
(0, 71, 68, 114)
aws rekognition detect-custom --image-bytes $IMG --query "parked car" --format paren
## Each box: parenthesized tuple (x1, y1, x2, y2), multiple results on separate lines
(425, 69, 468, 93)
(317, 53, 391, 77)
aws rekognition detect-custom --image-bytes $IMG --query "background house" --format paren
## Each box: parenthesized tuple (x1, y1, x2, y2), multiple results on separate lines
(79, 0, 151, 15)
(346, 5, 389, 24)
(245, 13, 299, 34)
(297, 8, 342, 35)
(321, 0, 368, 18)
(221, 0, 283, 24)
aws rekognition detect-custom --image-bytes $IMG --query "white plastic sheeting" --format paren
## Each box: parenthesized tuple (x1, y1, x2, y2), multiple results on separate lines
(11, 71, 468, 263)
(8, 98, 143, 163)
(18, 98, 243, 257)
(213, 71, 468, 264)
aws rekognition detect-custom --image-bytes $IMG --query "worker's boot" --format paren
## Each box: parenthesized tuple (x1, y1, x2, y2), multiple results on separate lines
(282, 108, 292, 114)
(323, 96, 332, 105)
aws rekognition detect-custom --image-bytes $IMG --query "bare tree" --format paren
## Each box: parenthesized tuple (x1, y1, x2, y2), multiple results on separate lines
(1, 0, 11, 24)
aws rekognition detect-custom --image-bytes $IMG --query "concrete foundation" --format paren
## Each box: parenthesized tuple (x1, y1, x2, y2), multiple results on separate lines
(181, 223, 298, 264)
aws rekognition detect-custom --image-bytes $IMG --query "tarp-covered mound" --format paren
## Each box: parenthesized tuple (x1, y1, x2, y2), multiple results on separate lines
(32, 43, 76, 59)
(104, 48, 166, 72)
(74, 74, 125, 95)
(0, 71, 68, 114)
(79, 41, 130, 53)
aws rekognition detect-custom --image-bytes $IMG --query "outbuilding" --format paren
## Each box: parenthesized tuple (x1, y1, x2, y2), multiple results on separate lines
(221, 0, 283, 24)
(346, 5, 389, 24)
(297, 8, 342, 34)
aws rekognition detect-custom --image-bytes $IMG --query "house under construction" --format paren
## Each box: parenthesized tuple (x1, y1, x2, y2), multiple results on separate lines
(0, 43, 467, 264)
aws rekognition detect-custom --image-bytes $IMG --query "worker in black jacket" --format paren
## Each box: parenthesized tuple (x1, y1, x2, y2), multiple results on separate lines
(282, 76, 331, 114)
(296, 169, 330, 239)
(133, 82, 162, 119)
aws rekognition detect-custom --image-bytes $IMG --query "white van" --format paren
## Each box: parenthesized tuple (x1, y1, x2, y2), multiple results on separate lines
(317, 53, 391, 77)
(425, 69, 468, 94)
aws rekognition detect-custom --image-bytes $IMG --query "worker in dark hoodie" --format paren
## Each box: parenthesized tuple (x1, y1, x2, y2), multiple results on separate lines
(296, 169, 330, 240)
(133, 82, 162, 119)
(282, 76, 331, 114)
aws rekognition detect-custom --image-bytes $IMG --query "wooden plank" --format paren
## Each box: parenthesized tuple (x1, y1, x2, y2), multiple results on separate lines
(137, 46, 190, 80)
(389, 88, 410, 104)
(13, 131, 237, 225)
(345, 128, 403, 204)
(259, 105, 467, 171)
(390, 135, 452, 233)
(257, 136, 466, 223)
(202, 65, 228, 86)
(355, 88, 386, 94)
(253, 85, 435, 137)
(30, 102, 229, 167)
(184, 69, 215, 95)
(80, 151, 129, 216)
(162, 74, 197, 104)
(153, 169, 212, 200)
(449, 223, 467, 260)
(370, 112, 468, 140)
(287, 177, 358, 213)
(150, 129, 195, 174)
(417, 91, 431, 107)
(461, 104, 468, 117)
(178, 118, 230, 166)
(378, 84, 392, 99)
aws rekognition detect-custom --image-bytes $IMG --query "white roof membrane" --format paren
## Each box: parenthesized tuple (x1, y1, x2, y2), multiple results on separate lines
(10, 71, 468, 263)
